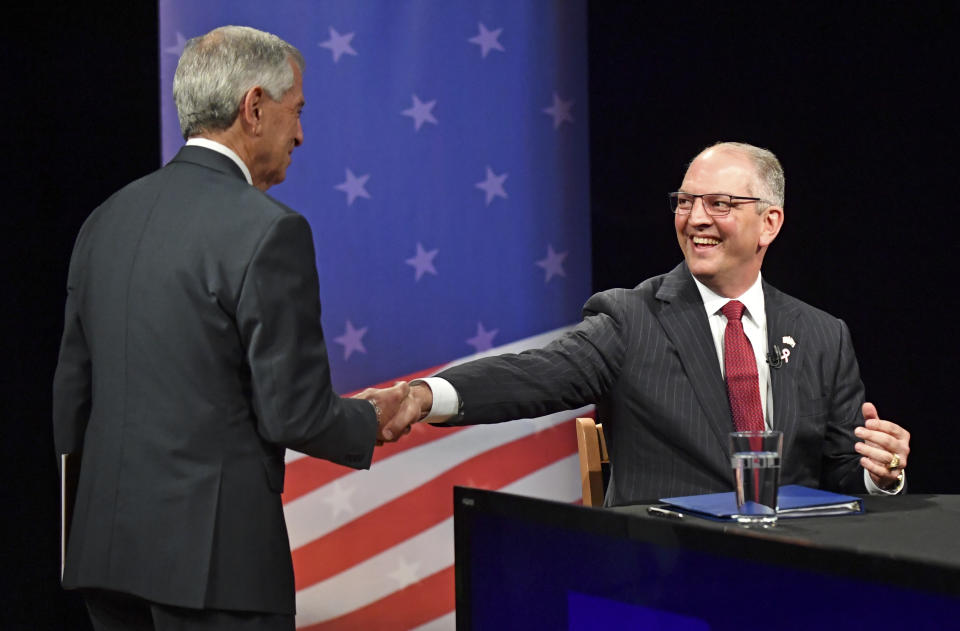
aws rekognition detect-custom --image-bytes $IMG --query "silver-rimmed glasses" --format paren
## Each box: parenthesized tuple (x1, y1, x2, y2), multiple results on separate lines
(668, 192, 770, 216)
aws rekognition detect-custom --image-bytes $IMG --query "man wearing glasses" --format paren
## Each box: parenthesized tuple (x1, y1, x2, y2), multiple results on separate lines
(405, 141, 910, 504)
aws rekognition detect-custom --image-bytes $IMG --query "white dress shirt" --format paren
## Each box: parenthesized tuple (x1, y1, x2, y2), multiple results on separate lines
(185, 138, 253, 186)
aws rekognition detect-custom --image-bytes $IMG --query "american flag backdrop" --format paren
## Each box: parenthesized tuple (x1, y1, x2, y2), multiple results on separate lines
(158, 1, 591, 628)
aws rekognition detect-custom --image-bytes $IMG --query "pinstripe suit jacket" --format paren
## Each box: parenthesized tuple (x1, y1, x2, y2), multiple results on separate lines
(438, 262, 866, 505)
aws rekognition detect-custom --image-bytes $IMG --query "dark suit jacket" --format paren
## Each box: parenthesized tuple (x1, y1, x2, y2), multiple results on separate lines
(52, 146, 377, 614)
(438, 262, 866, 505)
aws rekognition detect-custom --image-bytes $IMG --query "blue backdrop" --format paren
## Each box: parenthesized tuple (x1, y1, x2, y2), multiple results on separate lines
(159, 0, 591, 392)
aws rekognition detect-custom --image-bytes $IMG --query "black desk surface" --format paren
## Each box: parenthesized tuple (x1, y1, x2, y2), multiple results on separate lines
(614, 494, 960, 572)
(456, 488, 960, 628)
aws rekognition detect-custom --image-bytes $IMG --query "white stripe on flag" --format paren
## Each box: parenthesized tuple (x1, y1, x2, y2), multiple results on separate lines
(295, 515, 453, 625)
(439, 325, 578, 367)
(410, 611, 456, 631)
(499, 453, 582, 502)
(285, 407, 590, 549)
(294, 454, 581, 626)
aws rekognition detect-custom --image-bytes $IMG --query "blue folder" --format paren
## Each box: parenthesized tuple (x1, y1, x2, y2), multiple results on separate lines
(660, 485, 864, 520)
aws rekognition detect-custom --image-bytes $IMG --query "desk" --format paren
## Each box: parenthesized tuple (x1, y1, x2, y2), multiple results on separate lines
(455, 488, 960, 630)
(617, 494, 960, 575)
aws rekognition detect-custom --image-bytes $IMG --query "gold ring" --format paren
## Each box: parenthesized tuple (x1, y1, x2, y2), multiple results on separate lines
(888, 453, 900, 470)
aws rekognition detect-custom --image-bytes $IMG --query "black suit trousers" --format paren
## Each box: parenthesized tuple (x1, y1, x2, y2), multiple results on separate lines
(83, 589, 294, 631)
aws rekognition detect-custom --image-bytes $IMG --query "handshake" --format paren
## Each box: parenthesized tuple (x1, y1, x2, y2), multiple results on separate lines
(354, 381, 435, 444)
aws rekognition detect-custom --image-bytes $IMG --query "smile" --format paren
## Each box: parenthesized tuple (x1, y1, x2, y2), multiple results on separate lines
(692, 236, 720, 246)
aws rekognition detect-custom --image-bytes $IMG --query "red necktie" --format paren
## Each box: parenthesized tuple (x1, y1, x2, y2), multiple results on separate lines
(721, 300, 765, 432)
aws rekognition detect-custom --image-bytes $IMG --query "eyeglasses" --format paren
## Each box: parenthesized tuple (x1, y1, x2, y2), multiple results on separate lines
(668, 192, 770, 217)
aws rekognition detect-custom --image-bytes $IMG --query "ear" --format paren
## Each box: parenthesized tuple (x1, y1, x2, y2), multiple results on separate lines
(238, 86, 266, 135)
(758, 205, 784, 248)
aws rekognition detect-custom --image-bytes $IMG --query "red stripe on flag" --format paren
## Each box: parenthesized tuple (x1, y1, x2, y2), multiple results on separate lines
(292, 419, 577, 590)
(283, 423, 467, 503)
(298, 566, 455, 631)
(283, 363, 460, 503)
(283, 361, 463, 504)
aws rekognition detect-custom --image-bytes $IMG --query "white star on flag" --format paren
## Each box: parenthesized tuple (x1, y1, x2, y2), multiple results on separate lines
(475, 166, 508, 205)
(320, 481, 356, 519)
(387, 556, 422, 590)
(468, 22, 505, 58)
(401, 95, 438, 131)
(334, 320, 367, 360)
(164, 32, 187, 56)
(543, 93, 574, 129)
(405, 242, 439, 281)
(536, 245, 568, 282)
(318, 26, 357, 62)
(334, 169, 371, 205)
(466, 322, 499, 353)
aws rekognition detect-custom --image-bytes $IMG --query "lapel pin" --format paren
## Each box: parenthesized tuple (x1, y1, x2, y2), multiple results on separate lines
(782, 336, 796, 348)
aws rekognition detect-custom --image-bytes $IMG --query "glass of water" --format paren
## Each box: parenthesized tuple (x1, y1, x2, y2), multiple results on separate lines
(729, 430, 783, 527)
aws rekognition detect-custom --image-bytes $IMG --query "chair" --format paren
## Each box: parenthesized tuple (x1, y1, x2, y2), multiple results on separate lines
(575, 417, 609, 507)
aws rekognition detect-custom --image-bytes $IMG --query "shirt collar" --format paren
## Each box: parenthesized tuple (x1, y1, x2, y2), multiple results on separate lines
(692, 272, 766, 328)
(185, 138, 253, 186)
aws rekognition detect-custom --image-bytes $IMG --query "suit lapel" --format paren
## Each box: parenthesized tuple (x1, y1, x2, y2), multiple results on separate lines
(764, 282, 802, 451)
(654, 264, 732, 453)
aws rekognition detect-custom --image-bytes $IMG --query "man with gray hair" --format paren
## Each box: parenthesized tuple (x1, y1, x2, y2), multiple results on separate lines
(53, 26, 417, 630)
(405, 141, 912, 504)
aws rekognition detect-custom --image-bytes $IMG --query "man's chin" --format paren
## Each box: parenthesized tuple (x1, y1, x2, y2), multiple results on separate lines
(685, 257, 723, 281)
(265, 171, 287, 190)
(683, 253, 717, 276)
(690, 270, 715, 285)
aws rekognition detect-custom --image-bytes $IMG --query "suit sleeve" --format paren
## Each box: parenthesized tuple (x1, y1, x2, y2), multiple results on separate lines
(237, 213, 378, 469)
(438, 289, 628, 424)
(819, 318, 868, 492)
(52, 231, 92, 456)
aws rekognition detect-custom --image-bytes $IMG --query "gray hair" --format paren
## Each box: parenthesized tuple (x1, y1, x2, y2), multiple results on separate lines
(173, 26, 305, 140)
(696, 141, 786, 208)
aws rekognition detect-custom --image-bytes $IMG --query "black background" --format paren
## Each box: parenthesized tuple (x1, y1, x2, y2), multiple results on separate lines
(4, 1, 958, 628)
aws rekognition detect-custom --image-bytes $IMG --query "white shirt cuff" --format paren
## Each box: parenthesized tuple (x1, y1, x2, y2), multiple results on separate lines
(864, 467, 905, 495)
(411, 377, 459, 423)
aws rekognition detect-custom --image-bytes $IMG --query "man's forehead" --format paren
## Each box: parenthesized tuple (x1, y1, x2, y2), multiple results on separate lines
(681, 148, 755, 188)
(693, 146, 752, 169)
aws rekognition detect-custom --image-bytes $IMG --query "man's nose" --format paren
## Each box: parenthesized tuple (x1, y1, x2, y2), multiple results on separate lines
(294, 119, 304, 147)
(688, 196, 713, 223)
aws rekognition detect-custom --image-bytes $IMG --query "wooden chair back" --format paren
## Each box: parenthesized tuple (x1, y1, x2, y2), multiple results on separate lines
(575, 417, 609, 507)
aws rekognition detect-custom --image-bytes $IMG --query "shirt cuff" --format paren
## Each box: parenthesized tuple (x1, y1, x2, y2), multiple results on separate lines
(410, 377, 459, 424)
(864, 467, 905, 495)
